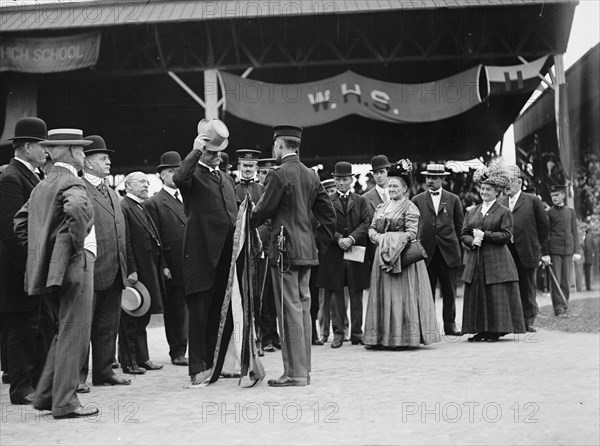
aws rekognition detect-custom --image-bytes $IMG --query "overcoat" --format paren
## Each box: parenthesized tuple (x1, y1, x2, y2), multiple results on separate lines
(499, 192, 549, 269)
(461, 201, 518, 285)
(317, 192, 371, 290)
(144, 188, 187, 284)
(121, 196, 164, 314)
(412, 189, 463, 268)
(0, 159, 40, 311)
(173, 150, 238, 296)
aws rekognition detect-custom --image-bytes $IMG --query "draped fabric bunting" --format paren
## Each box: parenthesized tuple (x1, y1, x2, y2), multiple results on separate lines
(221, 56, 548, 127)
(202, 196, 265, 387)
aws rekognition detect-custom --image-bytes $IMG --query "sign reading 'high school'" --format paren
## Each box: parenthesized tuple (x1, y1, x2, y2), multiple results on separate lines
(0, 32, 101, 73)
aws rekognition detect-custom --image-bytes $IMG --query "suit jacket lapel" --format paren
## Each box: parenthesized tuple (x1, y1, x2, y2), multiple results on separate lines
(332, 194, 344, 214)
(346, 193, 356, 213)
(85, 179, 115, 216)
(11, 158, 40, 188)
(425, 191, 436, 215)
(160, 190, 186, 224)
(198, 164, 220, 184)
(128, 198, 158, 240)
(512, 193, 525, 213)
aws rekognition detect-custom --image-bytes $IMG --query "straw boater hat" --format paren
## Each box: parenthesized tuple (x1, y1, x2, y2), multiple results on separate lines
(420, 163, 450, 176)
(157, 151, 181, 172)
(40, 129, 92, 146)
(121, 281, 151, 317)
(6, 117, 47, 142)
(197, 118, 229, 151)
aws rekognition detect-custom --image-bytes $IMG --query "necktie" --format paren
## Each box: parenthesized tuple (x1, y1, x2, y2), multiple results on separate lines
(241, 179, 254, 185)
(174, 190, 181, 202)
(430, 191, 440, 196)
(97, 182, 110, 200)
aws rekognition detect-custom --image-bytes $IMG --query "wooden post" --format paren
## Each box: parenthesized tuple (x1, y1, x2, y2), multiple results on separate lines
(204, 69, 219, 120)
(553, 54, 574, 208)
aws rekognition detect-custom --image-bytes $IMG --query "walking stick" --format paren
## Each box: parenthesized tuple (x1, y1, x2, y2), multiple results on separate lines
(277, 226, 287, 342)
(546, 264, 571, 313)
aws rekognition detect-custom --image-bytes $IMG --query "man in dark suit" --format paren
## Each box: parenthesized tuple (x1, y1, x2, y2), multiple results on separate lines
(412, 164, 463, 336)
(251, 125, 336, 387)
(0, 117, 49, 404)
(362, 155, 390, 264)
(120, 172, 165, 374)
(500, 166, 549, 331)
(317, 162, 370, 349)
(542, 184, 582, 317)
(14, 128, 98, 419)
(79, 135, 131, 387)
(145, 151, 189, 366)
(173, 118, 238, 386)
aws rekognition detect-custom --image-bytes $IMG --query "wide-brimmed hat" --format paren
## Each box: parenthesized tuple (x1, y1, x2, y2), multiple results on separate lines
(121, 281, 151, 317)
(420, 163, 449, 176)
(197, 118, 229, 152)
(273, 125, 302, 141)
(6, 117, 47, 142)
(370, 155, 390, 171)
(333, 161, 353, 177)
(83, 135, 114, 155)
(157, 151, 181, 172)
(40, 129, 92, 146)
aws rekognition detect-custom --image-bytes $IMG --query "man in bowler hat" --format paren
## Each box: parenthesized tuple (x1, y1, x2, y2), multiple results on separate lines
(412, 164, 463, 336)
(173, 118, 238, 386)
(500, 166, 549, 331)
(144, 151, 189, 366)
(79, 135, 131, 387)
(251, 125, 336, 387)
(317, 161, 371, 348)
(362, 155, 390, 264)
(14, 128, 98, 418)
(0, 117, 50, 404)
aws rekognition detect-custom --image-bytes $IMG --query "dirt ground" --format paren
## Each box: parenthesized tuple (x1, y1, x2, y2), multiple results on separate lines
(1, 289, 598, 445)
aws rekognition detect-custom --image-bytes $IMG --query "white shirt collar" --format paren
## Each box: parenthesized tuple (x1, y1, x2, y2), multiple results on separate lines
(338, 190, 350, 198)
(83, 172, 103, 186)
(510, 190, 522, 203)
(14, 157, 36, 173)
(282, 153, 297, 160)
(53, 162, 78, 177)
(429, 187, 443, 195)
(198, 160, 218, 172)
(163, 185, 180, 198)
(375, 184, 388, 200)
(481, 199, 496, 214)
(126, 192, 144, 204)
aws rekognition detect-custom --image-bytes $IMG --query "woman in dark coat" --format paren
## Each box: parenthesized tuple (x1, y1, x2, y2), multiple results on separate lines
(461, 161, 526, 342)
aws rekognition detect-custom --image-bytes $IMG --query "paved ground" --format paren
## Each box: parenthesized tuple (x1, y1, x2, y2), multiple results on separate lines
(1, 289, 598, 445)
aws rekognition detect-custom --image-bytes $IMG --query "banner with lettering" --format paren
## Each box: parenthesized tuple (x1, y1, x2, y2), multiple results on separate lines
(0, 32, 101, 73)
(221, 68, 487, 126)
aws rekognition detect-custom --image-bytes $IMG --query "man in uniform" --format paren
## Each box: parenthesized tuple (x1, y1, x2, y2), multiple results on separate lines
(251, 125, 335, 387)
(500, 166, 549, 331)
(257, 158, 276, 186)
(412, 164, 463, 336)
(145, 151, 189, 366)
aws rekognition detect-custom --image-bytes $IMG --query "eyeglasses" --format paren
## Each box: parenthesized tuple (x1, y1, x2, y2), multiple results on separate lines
(128, 179, 149, 185)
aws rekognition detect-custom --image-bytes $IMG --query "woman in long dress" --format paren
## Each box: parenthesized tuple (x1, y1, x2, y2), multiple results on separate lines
(363, 159, 441, 349)
(461, 161, 526, 342)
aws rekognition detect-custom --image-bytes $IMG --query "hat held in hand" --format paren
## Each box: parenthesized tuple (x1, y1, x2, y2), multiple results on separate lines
(197, 118, 229, 152)
(121, 281, 151, 317)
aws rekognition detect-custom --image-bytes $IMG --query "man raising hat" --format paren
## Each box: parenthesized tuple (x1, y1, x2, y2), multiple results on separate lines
(144, 151, 189, 366)
(412, 163, 464, 336)
(0, 117, 51, 405)
(251, 125, 336, 387)
(79, 135, 131, 388)
(13, 128, 98, 419)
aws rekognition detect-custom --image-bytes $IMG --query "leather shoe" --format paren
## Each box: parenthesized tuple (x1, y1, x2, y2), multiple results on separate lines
(220, 372, 241, 378)
(267, 375, 307, 387)
(312, 339, 324, 346)
(76, 382, 90, 393)
(1, 372, 9, 384)
(11, 392, 35, 405)
(444, 324, 461, 336)
(331, 338, 343, 349)
(123, 364, 146, 375)
(94, 375, 131, 386)
(54, 405, 99, 419)
(351, 339, 363, 345)
(526, 324, 537, 333)
(467, 332, 487, 343)
(171, 356, 188, 366)
(139, 360, 163, 370)
(190, 369, 212, 386)
(263, 344, 276, 352)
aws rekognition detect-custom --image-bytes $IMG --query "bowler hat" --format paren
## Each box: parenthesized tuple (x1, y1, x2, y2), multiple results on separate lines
(197, 118, 229, 152)
(157, 151, 181, 172)
(6, 117, 47, 142)
(273, 125, 302, 141)
(83, 135, 114, 155)
(121, 281, 151, 317)
(333, 161, 353, 177)
(370, 155, 390, 171)
(236, 149, 261, 163)
(40, 128, 92, 146)
(420, 163, 449, 176)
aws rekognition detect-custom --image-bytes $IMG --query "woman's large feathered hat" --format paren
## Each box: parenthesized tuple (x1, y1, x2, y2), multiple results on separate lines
(473, 159, 511, 189)
(388, 158, 413, 178)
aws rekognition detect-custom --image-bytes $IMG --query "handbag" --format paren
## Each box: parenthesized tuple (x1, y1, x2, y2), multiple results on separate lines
(400, 239, 427, 267)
